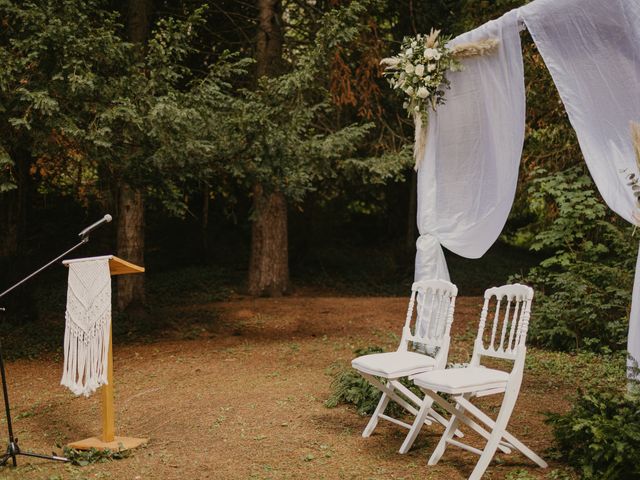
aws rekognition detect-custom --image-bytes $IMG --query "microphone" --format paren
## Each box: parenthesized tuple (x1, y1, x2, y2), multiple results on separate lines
(78, 214, 113, 238)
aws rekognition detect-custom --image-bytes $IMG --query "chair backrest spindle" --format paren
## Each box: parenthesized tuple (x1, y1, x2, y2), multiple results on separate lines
(472, 284, 534, 364)
(400, 280, 458, 361)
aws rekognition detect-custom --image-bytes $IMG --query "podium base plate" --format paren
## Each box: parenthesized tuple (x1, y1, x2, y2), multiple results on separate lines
(68, 435, 148, 451)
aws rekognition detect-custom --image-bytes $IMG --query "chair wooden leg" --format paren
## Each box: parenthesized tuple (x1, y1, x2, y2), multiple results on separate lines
(363, 387, 391, 438)
(457, 397, 548, 468)
(428, 394, 468, 466)
(468, 391, 518, 480)
(424, 390, 512, 454)
(398, 394, 434, 454)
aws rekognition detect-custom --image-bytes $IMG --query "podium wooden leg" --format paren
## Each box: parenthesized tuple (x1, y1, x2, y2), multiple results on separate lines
(101, 324, 115, 443)
(68, 323, 148, 452)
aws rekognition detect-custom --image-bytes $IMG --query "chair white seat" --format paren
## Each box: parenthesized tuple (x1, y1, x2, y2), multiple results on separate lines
(350, 279, 458, 451)
(352, 351, 437, 378)
(409, 284, 548, 479)
(412, 367, 509, 395)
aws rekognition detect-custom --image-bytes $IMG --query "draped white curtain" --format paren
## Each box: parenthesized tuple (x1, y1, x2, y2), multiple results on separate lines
(414, 0, 640, 373)
(518, 0, 640, 372)
(415, 9, 525, 282)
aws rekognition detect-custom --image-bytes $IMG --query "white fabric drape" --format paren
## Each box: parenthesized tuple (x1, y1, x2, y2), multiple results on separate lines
(61, 258, 111, 397)
(415, 9, 526, 282)
(519, 0, 640, 373)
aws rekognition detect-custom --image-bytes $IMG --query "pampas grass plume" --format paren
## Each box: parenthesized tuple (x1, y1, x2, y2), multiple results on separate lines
(631, 121, 640, 173)
(451, 38, 500, 59)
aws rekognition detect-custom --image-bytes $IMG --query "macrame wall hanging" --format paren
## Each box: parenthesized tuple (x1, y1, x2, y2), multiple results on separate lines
(61, 258, 111, 397)
(381, 29, 500, 169)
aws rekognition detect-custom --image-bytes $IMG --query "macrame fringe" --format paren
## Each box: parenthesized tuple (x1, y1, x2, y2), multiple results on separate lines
(61, 312, 110, 397)
(61, 259, 111, 397)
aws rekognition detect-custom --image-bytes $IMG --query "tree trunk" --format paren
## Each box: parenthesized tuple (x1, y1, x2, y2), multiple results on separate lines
(0, 188, 19, 261)
(116, 184, 145, 311)
(0, 147, 35, 319)
(256, 0, 283, 78)
(248, 185, 289, 296)
(115, 0, 152, 312)
(127, 0, 153, 43)
(0, 148, 28, 260)
(248, 0, 289, 296)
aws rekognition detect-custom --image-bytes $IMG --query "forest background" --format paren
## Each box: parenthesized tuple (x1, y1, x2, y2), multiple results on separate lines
(0, 0, 636, 363)
(2, 1, 640, 477)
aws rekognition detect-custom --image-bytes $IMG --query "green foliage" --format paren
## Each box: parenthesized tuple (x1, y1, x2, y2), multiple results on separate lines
(517, 166, 637, 352)
(0, 0, 128, 198)
(325, 346, 386, 415)
(0, 0, 250, 214)
(504, 470, 537, 480)
(526, 348, 627, 391)
(526, 263, 632, 352)
(147, 265, 234, 306)
(527, 167, 616, 262)
(63, 446, 130, 466)
(341, 145, 413, 186)
(0, 145, 15, 192)
(216, 1, 409, 205)
(547, 388, 640, 480)
(325, 346, 422, 417)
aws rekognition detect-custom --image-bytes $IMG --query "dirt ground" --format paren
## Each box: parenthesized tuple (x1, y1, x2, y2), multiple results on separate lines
(0, 296, 573, 480)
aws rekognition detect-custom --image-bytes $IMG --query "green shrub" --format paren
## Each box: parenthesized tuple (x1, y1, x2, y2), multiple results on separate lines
(547, 389, 640, 479)
(526, 262, 632, 352)
(325, 346, 386, 415)
(325, 346, 422, 417)
(517, 166, 637, 352)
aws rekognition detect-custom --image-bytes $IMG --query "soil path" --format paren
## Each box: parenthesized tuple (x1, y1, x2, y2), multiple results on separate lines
(0, 296, 565, 479)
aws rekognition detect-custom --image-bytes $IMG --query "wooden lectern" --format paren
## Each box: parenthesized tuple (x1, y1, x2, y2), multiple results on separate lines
(62, 255, 147, 451)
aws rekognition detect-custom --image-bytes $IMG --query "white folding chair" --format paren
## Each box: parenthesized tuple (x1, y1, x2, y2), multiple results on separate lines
(409, 284, 547, 480)
(351, 279, 459, 453)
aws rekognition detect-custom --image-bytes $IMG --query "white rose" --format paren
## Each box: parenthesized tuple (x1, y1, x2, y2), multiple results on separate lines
(405, 85, 414, 95)
(425, 75, 431, 83)
(414, 64, 425, 76)
(427, 63, 436, 72)
(404, 63, 415, 74)
(417, 87, 429, 98)
(433, 51, 442, 61)
(406, 48, 413, 57)
(424, 48, 437, 60)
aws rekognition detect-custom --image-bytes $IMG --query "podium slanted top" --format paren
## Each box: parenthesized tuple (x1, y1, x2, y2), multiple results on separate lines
(62, 255, 145, 276)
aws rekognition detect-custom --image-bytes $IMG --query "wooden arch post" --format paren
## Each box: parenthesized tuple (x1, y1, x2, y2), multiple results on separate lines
(64, 255, 148, 451)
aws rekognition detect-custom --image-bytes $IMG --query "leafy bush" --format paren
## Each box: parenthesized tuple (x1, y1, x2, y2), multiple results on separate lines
(547, 389, 640, 480)
(325, 346, 387, 415)
(526, 262, 632, 352)
(325, 346, 425, 417)
(518, 166, 637, 352)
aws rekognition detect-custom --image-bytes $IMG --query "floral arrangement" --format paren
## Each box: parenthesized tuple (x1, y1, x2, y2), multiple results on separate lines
(380, 29, 499, 169)
(381, 29, 461, 122)
(381, 29, 499, 122)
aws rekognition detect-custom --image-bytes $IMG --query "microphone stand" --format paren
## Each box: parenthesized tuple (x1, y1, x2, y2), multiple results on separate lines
(0, 226, 100, 466)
